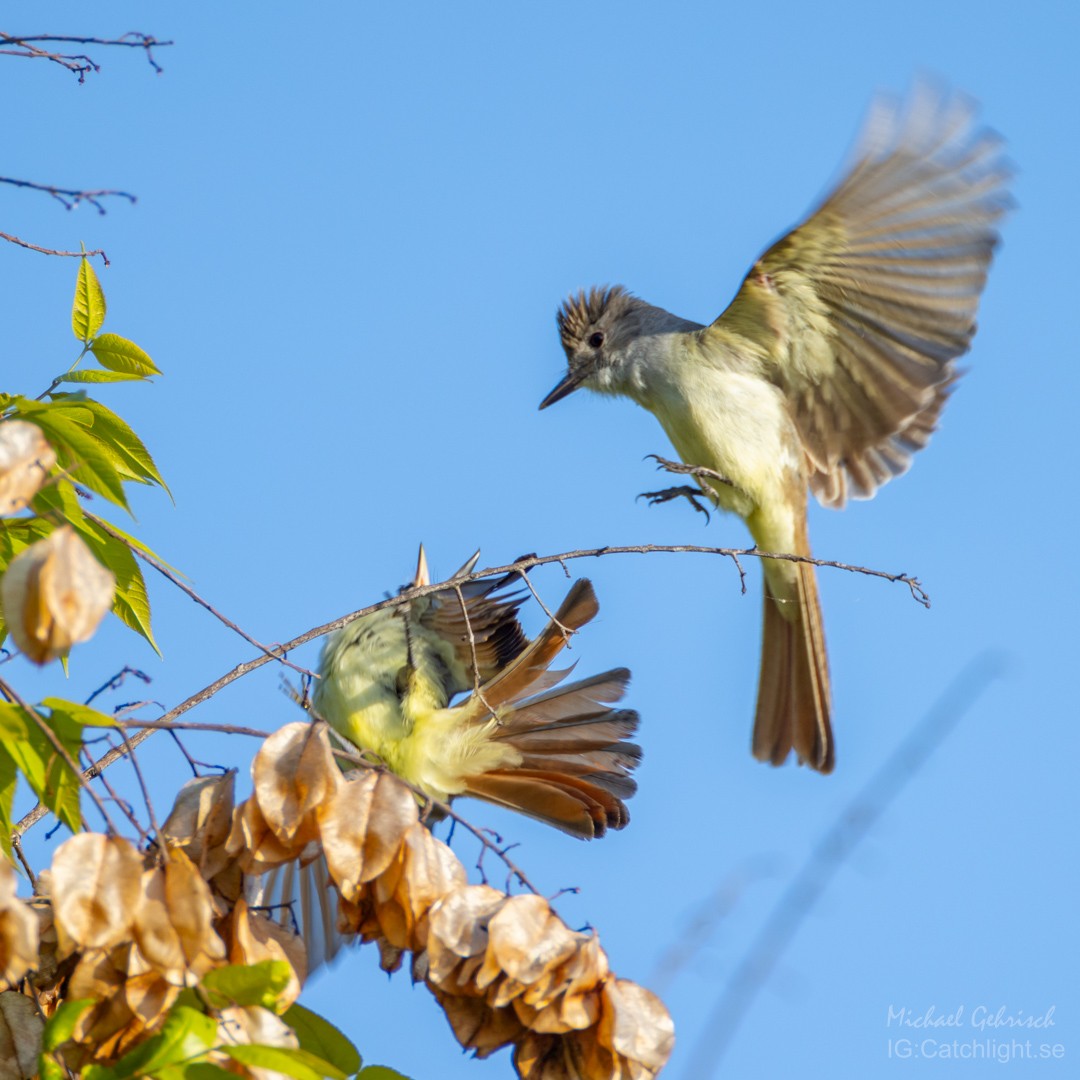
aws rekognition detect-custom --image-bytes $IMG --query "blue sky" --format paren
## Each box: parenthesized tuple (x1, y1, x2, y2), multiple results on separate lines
(3, 3, 1077, 1077)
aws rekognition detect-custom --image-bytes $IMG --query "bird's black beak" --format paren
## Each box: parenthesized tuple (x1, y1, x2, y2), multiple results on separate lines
(539, 369, 585, 410)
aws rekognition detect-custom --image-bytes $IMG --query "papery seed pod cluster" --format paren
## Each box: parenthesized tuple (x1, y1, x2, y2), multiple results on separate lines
(1, 721, 673, 1079)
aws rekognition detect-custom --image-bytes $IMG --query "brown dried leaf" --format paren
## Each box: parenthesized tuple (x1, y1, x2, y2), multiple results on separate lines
(0, 525, 115, 664)
(51, 834, 142, 953)
(513, 1031, 586, 1080)
(132, 868, 183, 980)
(597, 979, 674, 1073)
(253, 722, 341, 846)
(485, 895, 579, 991)
(430, 985, 525, 1059)
(134, 852, 226, 984)
(67, 946, 127, 1002)
(0, 862, 39, 987)
(122, 971, 178, 1034)
(382, 824, 467, 952)
(219, 1002, 298, 1046)
(225, 796, 306, 874)
(163, 850, 227, 977)
(516, 935, 608, 1033)
(0, 420, 56, 515)
(161, 772, 236, 879)
(0, 990, 44, 1080)
(426, 884, 506, 993)
(318, 771, 418, 902)
(226, 899, 305, 1001)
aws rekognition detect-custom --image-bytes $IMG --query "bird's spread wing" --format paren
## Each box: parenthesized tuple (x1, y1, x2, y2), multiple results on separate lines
(416, 553, 529, 694)
(709, 83, 1011, 507)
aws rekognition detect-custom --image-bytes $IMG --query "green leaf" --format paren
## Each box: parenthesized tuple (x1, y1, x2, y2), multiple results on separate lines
(86, 1005, 217, 1080)
(67, 397, 169, 493)
(41, 698, 115, 728)
(153, 1065, 238, 1080)
(357, 1068, 415, 1080)
(72, 259, 106, 341)
(0, 515, 54, 567)
(39, 1056, 67, 1080)
(283, 1005, 362, 1077)
(201, 961, 294, 1010)
(223, 1045, 347, 1080)
(42, 998, 95, 1051)
(59, 370, 145, 385)
(91, 333, 161, 376)
(72, 516, 159, 653)
(0, 703, 82, 834)
(0, 748, 16, 863)
(19, 407, 129, 512)
(30, 481, 85, 529)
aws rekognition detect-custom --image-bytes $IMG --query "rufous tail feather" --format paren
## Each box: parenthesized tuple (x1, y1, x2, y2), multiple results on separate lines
(752, 529, 833, 773)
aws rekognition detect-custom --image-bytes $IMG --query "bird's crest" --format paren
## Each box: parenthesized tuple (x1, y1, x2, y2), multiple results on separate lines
(556, 285, 630, 351)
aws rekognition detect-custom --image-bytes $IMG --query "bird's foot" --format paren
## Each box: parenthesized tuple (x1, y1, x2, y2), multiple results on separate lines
(637, 483, 712, 521)
(646, 454, 734, 488)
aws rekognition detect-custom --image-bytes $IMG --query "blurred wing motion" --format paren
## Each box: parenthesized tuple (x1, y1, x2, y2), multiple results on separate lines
(712, 83, 1012, 508)
(268, 551, 641, 971)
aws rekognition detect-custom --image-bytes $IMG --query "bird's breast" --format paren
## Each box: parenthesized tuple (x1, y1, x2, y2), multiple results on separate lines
(635, 337, 804, 517)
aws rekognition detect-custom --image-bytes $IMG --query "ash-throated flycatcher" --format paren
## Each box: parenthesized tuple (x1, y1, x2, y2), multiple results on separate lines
(314, 547, 641, 837)
(540, 85, 1010, 773)
(260, 548, 642, 969)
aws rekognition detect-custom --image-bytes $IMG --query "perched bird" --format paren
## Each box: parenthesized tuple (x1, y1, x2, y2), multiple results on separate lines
(541, 85, 1010, 773)
(313, 548, 641, 839)
(258, 550, 642, 970)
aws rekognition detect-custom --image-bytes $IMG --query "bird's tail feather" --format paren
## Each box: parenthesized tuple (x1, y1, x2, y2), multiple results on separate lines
(752, 532, 833, 773)
(459, 580, 642, 837)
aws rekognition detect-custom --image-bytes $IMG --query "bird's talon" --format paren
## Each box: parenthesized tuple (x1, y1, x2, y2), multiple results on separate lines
(638, 484, 712, 522)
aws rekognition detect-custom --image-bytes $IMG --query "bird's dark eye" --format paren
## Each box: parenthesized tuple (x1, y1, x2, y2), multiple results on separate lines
(588, 331, 604, 349)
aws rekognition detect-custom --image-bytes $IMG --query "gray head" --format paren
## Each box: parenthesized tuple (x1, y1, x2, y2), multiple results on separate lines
(540, 285, 648, 409)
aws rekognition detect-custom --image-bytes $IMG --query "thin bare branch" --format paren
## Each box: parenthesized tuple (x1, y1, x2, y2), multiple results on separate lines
(88, 513, 317, 678)
(512, 566, 575, 643)
(451, 583, 497, 718)
(116, 727, 162, 842)
(0, 231, 109, 264)
(12, 542, 929, 837)
(683, 652, 1006, 1076)
(0, 31, 172, 81)
(0, 177, 136, 214)
(11, 834, 35, 887)
(85, 666, 151, 708)
(0, 675, 120, 834)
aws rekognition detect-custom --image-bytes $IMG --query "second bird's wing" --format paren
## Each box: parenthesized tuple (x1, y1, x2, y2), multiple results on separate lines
(708, 83, 1011, 507)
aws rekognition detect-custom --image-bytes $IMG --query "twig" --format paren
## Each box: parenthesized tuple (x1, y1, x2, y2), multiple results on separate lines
(0, 675, 120, 834)
(513, 566, 575, 643)
(82, 745, 147, 843)
(0, 177, 135, 214)
(116, 727, 162, 843)
(451, 583, 497, 718)
(682, 652, 1006, 1076)
(88, 513, 317, 678)
(11, 834, 35, 887)
(0, 32, 172, 81)
(12, 542, 929, 836)
(0, 231, 109, 265)
(85, 666, 151, 707)
(95, 719, 270, 739)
